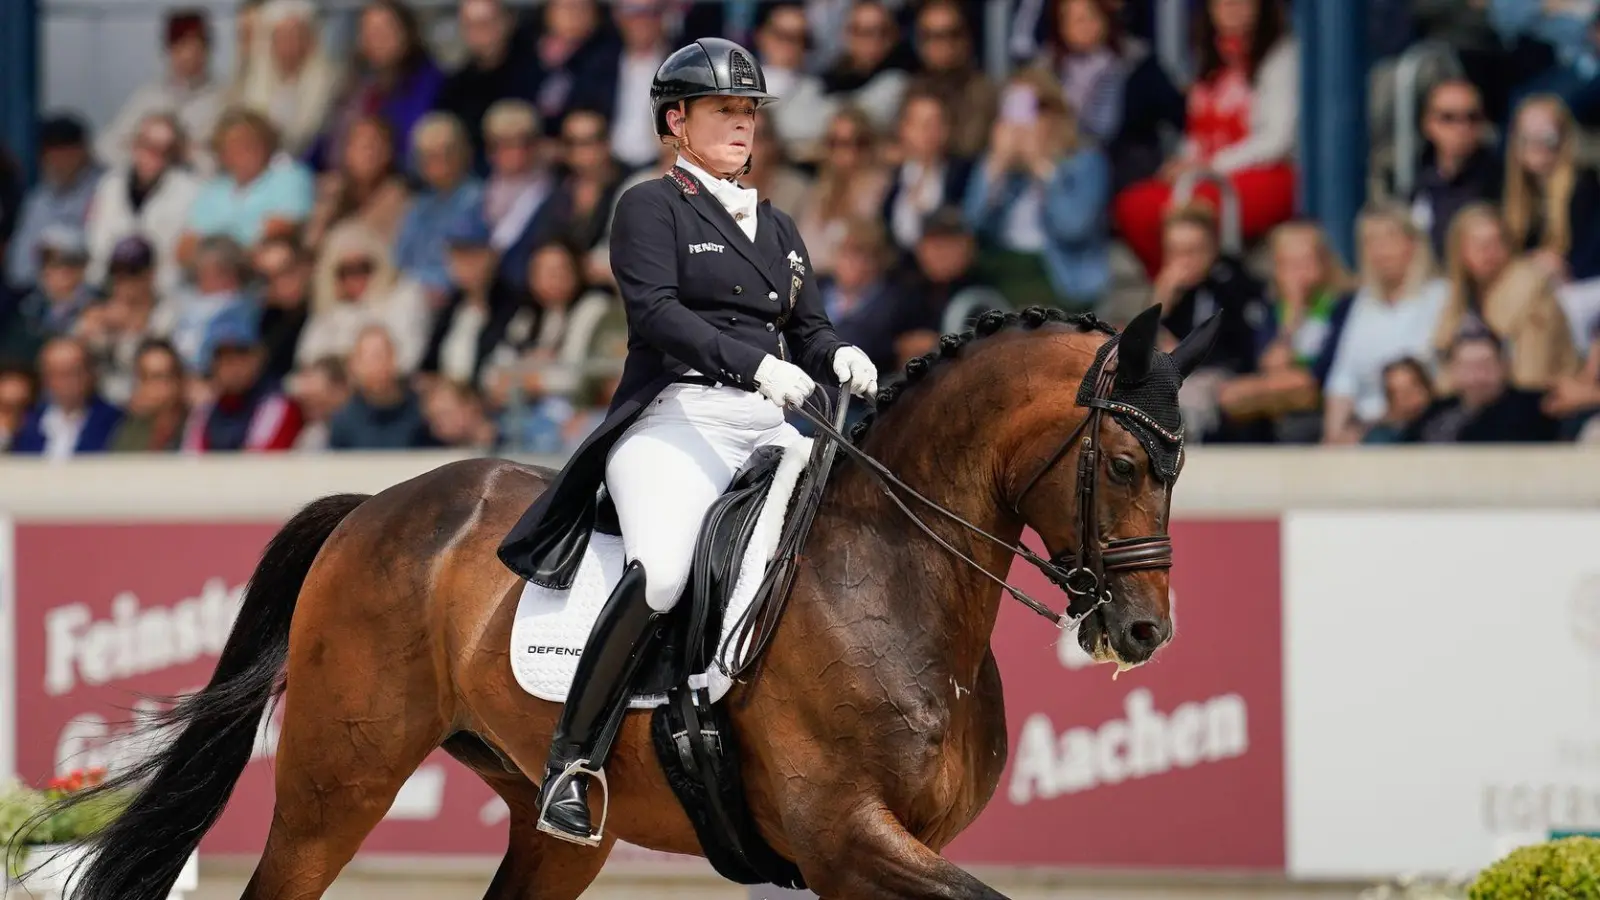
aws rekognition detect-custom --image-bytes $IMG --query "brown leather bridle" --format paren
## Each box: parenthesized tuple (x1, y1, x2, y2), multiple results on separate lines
(788, 349, 1179, 629)
(1009, 347, 1176, 620)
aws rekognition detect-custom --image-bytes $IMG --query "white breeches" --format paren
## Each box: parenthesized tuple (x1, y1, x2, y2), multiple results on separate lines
(605, 383, 800, 612)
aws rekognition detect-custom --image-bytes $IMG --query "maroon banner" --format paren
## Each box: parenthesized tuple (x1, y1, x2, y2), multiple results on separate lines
(945, 519, 1285, 870)
(11, 522, 510, 856)
(12, 518, 1282, 869)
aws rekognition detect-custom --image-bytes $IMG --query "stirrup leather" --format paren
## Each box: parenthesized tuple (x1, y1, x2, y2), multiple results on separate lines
(536, 758, 610, 847)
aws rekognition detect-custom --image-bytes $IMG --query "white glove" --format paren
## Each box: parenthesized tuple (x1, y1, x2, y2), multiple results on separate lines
(754, 355, 816, 409)
(832, 345, 879, 398)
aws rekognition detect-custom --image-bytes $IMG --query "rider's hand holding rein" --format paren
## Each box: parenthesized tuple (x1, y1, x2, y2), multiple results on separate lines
(831, 345, 878, 399)
(755, 355, 816, 409)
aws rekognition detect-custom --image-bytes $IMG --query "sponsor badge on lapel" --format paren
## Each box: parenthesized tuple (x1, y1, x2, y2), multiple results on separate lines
(787, 250, 806, 275)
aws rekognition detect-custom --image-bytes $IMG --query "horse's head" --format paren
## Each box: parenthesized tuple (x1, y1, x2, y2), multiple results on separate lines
(1009, 304, 1219, 669)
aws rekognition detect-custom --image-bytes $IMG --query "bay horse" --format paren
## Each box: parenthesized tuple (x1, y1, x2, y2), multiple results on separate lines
(58, 306, 1217, 899)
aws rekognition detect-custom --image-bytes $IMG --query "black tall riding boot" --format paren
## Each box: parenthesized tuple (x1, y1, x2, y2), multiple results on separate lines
(537, 560, 660, 845)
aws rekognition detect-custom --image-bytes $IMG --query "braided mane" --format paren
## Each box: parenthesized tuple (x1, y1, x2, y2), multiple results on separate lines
(848, 306, 1118, 443)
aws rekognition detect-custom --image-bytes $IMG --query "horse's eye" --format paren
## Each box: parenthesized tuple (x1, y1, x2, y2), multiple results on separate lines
(1109, 457, 1137, 483)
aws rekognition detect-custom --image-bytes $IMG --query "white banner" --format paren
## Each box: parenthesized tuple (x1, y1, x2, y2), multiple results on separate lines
(1285, 510, 1600, 879)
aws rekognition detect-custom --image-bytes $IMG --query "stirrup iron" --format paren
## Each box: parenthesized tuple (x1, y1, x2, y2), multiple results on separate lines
(536, 758, 610, 847)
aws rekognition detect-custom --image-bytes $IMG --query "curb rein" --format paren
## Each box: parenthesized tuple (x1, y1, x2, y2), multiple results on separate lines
(790, 349, 1175, 630)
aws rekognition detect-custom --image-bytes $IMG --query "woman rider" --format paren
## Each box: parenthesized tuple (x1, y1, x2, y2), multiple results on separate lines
(495, 37, 880, 845)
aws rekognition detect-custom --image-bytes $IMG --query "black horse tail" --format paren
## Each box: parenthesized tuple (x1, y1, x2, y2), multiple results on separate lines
(56, 492, 371, 900)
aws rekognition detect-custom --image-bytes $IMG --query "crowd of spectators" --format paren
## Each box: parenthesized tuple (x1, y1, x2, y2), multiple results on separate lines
(0, 0, 1597, 460)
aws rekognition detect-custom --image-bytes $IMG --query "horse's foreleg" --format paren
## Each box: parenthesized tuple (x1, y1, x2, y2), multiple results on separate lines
(481, 775, 617, 900)
(791, 805, 1008, 900)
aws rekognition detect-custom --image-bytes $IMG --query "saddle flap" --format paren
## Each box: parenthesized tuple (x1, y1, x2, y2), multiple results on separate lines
(635, 445, 786, 695)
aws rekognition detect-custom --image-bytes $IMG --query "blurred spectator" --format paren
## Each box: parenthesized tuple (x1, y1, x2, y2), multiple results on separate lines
(108, 339, 188, 452)
(820, 219, 911, 375)
(481, 101, 563, 286)
(0, 226, 96, 366)
(85, 113, 201, 296)
(436, 0, 538, 174)
(883, 89, 972, 253)
(394, 113, 485, 301)
(1093, 8, 1186, 193)
(1503, 94, 1600, 282)
(607, 0, 672, 171)
(1114, 0, 1299, 276)
(551, 109, 621, 256)
(227, 0, 340, 157)
(1362, 357, 1436, 444)
(230, 0, 270, 88)
(312, 0, 444, 172)
(753, 5, 833, 161)
(1152, 206, 1271, 442)
(97, 9, 224, 173)
(1051, 0, 1125, 145)
(1400, 78, 1501, 260)
(301, 224, 429, 373)
(286, 355, 350, 451)
(797, 107, 890, 276)
(531, 0, 622, 137)
(821, 0, 912, 133)
(78, 237, 166, 406)
(165, 235, 254, 372)
(1215, 221, 1355, 441)
(0, 364, 37, 451)
(10, 336, 122, 458)
(182, 109, 315, 258)
(1321, 205, 1448, 444)
(1432, 204, 1577, 391)
(1494, 0, 1600, 126)
(6, 115, 101, 293)
(328, 325, 434, 449)
(421, 213, 520, 386)
(181, 306, 303, 452)
(895, 207, 1004, 361)
(907, 0, 995, 160)
(965, 67, 1110, 310)
(423, 379, 498, 450)
(304, 116, 412, 248)
(253, 236, 313, 380)
(1545, 321, 1600, 438)
(503, 295, 627, 453)
(1402, 327, 1560, 442)
(1416, 0, 1551, 124)
(481, 240, 614, 408)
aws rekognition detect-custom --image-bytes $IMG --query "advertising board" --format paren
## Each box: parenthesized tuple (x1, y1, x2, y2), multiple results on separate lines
(947, 520, 1285, 870)
(1284, 511, 1600, 878)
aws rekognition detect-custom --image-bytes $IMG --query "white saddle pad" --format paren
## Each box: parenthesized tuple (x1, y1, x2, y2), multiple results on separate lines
(511, 435, 814, 709)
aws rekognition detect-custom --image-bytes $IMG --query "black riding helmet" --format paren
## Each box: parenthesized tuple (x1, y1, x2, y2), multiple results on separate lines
(650, 37, 776, 138)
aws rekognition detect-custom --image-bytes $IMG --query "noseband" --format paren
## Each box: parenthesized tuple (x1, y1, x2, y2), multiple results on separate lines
(1010, 348, 1175, 620)
(793, 350, 1177, 629)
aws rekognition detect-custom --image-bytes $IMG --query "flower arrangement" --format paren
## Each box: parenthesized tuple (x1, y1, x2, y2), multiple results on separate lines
(0, 769, 130, 878)
(1467, 836, 1600, 898)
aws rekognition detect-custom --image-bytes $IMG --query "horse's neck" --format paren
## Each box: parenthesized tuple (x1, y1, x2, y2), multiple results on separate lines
(813, 381, 1023, 685)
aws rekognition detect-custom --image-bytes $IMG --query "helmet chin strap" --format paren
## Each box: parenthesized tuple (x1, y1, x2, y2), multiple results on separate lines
(674, 101, 753, 181)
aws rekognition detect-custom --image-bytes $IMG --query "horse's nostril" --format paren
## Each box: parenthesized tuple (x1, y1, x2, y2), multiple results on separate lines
(1127, 620, 1164, 649)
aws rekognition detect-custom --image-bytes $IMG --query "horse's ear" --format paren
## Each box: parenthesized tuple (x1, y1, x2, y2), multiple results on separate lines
(1171, 311, 1223, 380)
(1116, 304, 1162, 383)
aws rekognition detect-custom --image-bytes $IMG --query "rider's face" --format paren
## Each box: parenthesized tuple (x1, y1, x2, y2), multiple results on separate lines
(672, 96, 757, 176)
